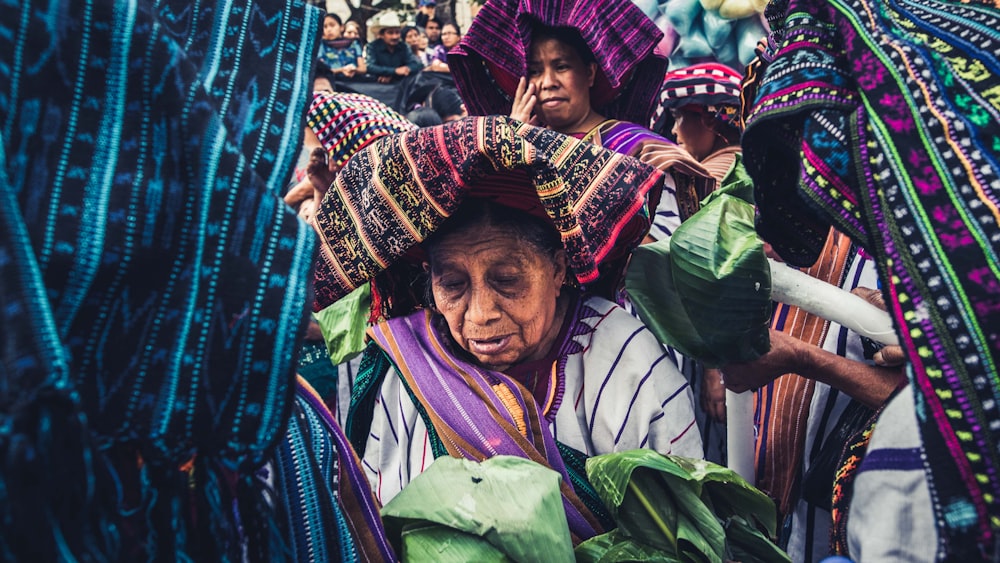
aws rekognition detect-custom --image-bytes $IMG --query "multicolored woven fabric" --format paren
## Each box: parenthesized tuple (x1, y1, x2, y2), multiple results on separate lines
(742, 0, 1000, 557)
(306, 91, 417, 170)
(312, 115, 664, 310)
(274, 378, 396, 562)
(652, 63, 744, 133)
(1, 0, 319, 559)
(448, 0, 667, 126)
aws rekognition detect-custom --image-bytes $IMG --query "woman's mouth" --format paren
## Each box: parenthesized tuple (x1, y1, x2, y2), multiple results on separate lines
(467, 335, 512, 355)
(540, 98, 566, 108)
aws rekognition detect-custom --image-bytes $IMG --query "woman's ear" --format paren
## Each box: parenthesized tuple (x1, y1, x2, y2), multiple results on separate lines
(587, 62, 597, 88)
(552, 249, 568, 288)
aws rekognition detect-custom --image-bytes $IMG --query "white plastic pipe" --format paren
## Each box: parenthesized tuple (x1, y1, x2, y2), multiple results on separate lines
(726, 389, 756, 481)
(767, 258, 899, 346)
(726, 258, 900, 483)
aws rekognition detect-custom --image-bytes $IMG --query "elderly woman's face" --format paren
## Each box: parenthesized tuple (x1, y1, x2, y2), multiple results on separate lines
(429, 224, 567, 372)
(527, 37, 596, 133)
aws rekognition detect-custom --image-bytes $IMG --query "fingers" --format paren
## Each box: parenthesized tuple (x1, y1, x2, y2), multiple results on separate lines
(874, 345, 906, 367)
(306, 147, 336, 195)
(851, 286, 886, 312)
(510, 77, 536, 123)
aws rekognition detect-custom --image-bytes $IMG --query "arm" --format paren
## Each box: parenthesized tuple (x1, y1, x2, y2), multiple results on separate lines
(722, 329, 907, 408)
(365, 42, 396, 76)
(354, 47, 367, 74)
(403, 47, 422, 74)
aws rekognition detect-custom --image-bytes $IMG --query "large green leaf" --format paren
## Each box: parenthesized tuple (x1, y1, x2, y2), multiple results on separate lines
(398, 522, 512, 562)
(380, 456, 575, 563)
(626, 191, 771, 367)
(723, 515, 792, 563)
(585, 451, 725, 562)
(576, 530, 683, 562)
(668, 456, 777, 535)
(314, 282, 371, 365)
(585, 451, 788, 563)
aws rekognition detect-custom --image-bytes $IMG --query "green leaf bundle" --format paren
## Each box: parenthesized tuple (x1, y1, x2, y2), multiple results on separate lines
(578, 450, 789, 563)
(380, 456, 575, 562)
(626, 162, 771, 367)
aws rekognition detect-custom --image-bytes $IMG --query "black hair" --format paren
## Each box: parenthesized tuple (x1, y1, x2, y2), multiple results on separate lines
(402, 25, 420, 41)
(426, 17, 444, 29)
(428, 86, 465, 120)
(441, 21, 461, 35)
(312, 65, 335, 87)
(406, 106, 443, 127)
(528, 21, 596, 65)
(324, 13, 343, 26)
(422, 198, 564, 307)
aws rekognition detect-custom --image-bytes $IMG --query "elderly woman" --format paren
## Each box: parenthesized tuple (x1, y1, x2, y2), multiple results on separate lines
(449, 0, 713, 243)
(312, 116, 702, 543)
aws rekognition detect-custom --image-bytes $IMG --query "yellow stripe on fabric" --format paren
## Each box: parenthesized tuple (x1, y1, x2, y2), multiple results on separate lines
(541, 362, 559, 418)
(490, 382, 528, 437)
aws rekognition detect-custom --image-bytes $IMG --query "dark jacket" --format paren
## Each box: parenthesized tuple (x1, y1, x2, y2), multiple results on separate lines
(365, 39, 422, 77)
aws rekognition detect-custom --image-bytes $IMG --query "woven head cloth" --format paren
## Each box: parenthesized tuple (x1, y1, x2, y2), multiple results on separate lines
(448, 0, 667, 127)
(307, 91, 417, 170)
(651, 63, 744, 134)
(312, 116, 665, 313)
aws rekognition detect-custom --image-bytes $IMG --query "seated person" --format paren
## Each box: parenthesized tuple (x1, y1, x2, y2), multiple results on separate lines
(364, 12, 422, 84)
(316, 13, 366, 80)
(424, 16, 443, 48)
(344, 19, 363, 43)
(311, 116, 703, 544)
(403, 25, 431, 66)
(425, 21, 461, 73)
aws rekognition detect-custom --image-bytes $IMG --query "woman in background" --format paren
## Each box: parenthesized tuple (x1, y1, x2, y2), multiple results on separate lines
(450, 0, 714, 242)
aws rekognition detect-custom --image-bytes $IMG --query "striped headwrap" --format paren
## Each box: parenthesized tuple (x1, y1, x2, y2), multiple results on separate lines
(448, 0, 667, 126)
(651, 63, 744, 134)
(312, 116, 664, 314)
(1, 0, 321, 559)
(742, 0, 1000, 557)
(306, 91, 417, 170)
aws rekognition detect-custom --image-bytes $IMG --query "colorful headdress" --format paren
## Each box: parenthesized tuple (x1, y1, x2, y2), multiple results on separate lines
(448, 0, 667, 126)
(306, 91, 417, 170)
(652, 63, 744, 133)
(312, 116, 664, 313)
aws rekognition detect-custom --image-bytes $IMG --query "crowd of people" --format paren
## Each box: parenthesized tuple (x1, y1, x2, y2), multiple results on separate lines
(2, 0, 998, 560)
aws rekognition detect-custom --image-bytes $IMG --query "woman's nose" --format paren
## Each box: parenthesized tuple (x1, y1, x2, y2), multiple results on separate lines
(539, 67, 558, 89)
(466, 286, 501, 324)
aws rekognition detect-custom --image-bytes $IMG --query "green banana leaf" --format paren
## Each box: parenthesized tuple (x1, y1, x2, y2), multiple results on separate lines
(700, 153, 755, 207)
(626, 190, 771, 367)
(583, 450, 789, 563)
(313, 282, 371, 365)
(380, 455, 575, 563)
(398, 522, 512, 562)
(577, 530, 681, 562)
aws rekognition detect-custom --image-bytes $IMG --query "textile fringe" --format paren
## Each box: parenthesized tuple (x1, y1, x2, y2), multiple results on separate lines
(0, 388, 120, 561)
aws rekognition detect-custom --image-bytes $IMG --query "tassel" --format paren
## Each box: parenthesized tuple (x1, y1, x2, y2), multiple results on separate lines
(0, 387, 120, 561)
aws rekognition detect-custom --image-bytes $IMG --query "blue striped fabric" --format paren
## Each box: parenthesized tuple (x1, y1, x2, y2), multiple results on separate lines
(1, 0, 320, 559)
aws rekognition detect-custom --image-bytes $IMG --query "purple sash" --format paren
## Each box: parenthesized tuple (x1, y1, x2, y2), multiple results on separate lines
(368, 310, 603, 542)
